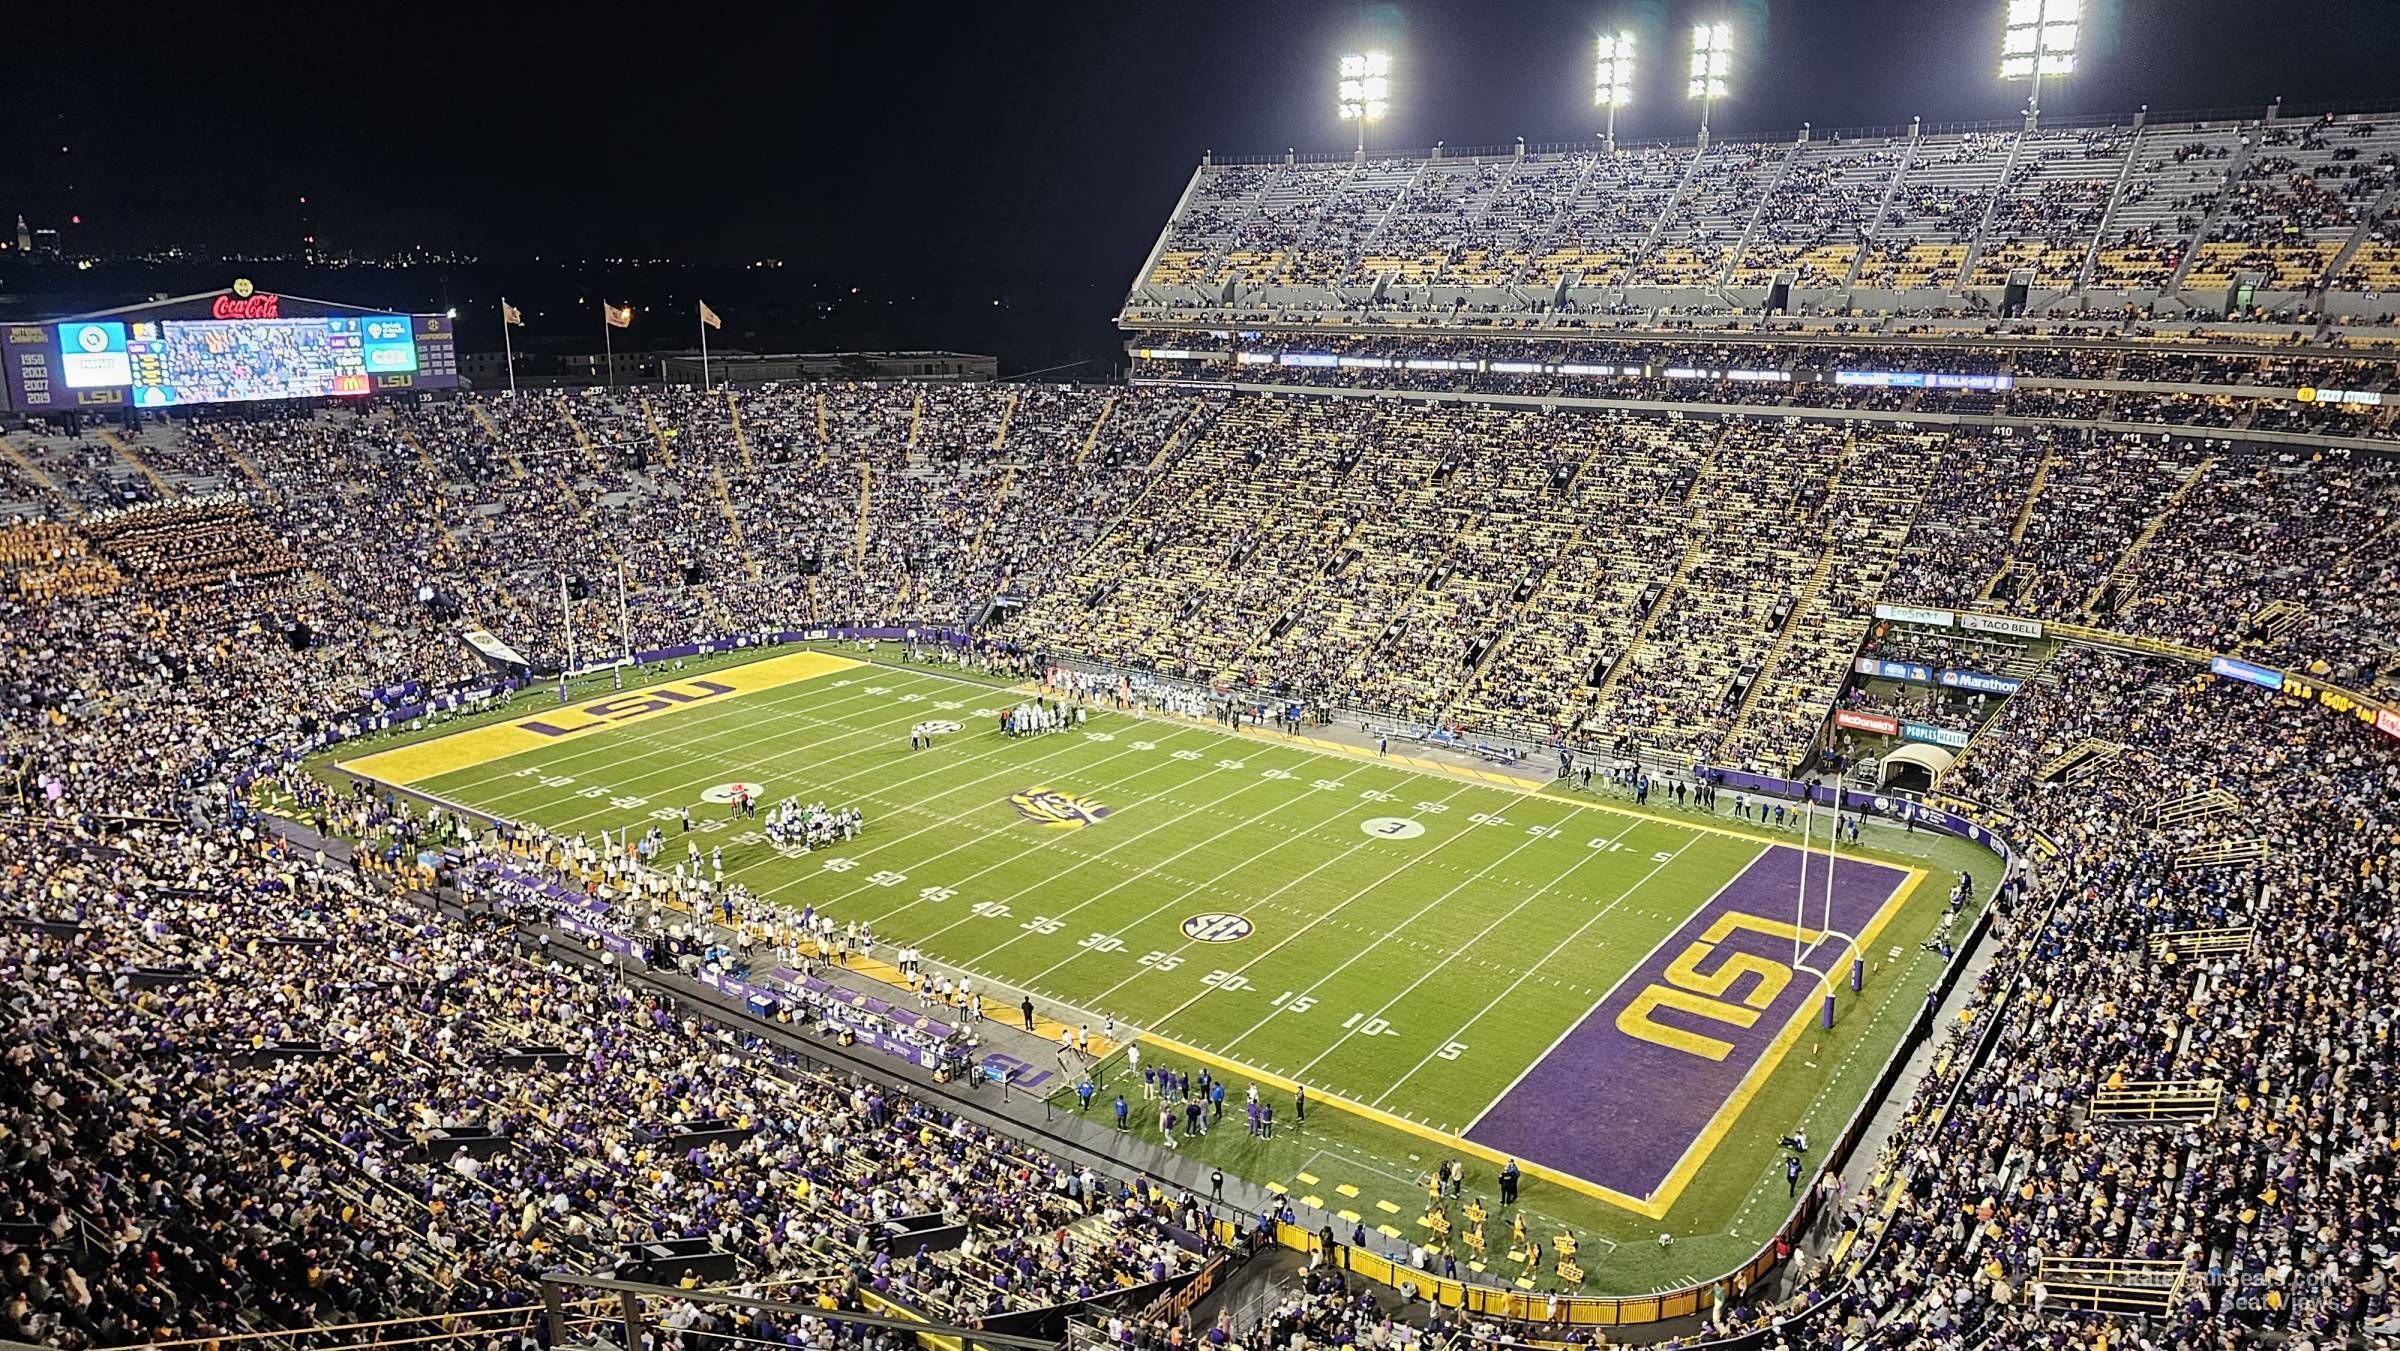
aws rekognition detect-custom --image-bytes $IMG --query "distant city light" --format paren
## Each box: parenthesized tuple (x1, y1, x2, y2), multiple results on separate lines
(1687, 23, 1730, 101)
(1594, 32, 1634, 108)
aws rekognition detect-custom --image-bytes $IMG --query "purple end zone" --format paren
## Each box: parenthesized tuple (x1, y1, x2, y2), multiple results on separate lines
(1466, 845, 1909, 1204)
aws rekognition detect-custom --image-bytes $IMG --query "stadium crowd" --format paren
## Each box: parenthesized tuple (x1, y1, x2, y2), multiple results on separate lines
(1129, 111, 2400, 322)
(1680, 649, 2400, 1349)
(0, 801, 1213, 1346)
(0, 355, 2395, 1351)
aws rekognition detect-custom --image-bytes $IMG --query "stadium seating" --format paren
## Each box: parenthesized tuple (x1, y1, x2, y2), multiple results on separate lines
(1964, 127, 2133, 290)
(1770, 650, 2400, 1347)
(14, 104, 2400, 1346)
(1127, 106, 2400, 321)
(0, 814, 1202, 1344)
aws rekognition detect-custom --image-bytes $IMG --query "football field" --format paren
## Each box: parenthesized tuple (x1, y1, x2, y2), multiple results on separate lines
(331, 646, 1982, 1292)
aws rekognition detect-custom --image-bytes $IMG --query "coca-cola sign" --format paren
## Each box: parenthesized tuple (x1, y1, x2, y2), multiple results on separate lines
(211, 292, 281, 320)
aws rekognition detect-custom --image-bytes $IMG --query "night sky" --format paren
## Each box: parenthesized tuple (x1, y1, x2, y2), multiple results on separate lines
(7, 1, 2399, 368)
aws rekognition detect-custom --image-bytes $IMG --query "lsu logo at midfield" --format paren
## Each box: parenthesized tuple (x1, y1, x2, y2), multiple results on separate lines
(1009, 787, 1112, 829)
(1181, 912, 1254, 943)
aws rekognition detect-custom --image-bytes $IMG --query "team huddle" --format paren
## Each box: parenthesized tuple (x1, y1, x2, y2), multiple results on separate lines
(1001, 697, 1084, 737)
(762, 797, 864, 851)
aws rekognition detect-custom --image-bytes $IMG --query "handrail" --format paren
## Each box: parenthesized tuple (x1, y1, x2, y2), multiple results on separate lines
(538, 1270, 1066, 1351)
(97, 1299, 614, 1351)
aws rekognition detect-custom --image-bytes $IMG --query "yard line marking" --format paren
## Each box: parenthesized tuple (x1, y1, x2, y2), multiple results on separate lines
(1291, 814, 1648, 1085)
(780, 748, 1273, 918)
(727, 725, 1210, 883)
(372, 672, 933, 822)
(1369, 832, 1707, 1108)
(492, 674, 1090, 828)
(947, 771, 1366, 969)
(409, 665, 1006, 827)
(1069, 780, 1481, 1007)
(1457, 842, 1771, 1136)
(1137, 785, 1545, 1050)
(680, 724, 1230, 905)
(510, 672, 1214, 839)
(1210, 800, 1590, 1061)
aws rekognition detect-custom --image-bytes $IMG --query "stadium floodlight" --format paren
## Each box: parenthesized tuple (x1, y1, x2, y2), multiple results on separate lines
(2001, 0, 2078, 125)
(1687, 22, 1731, 142)
(1595, 32, 1634, 151)
(1337, 51, 1392, 155)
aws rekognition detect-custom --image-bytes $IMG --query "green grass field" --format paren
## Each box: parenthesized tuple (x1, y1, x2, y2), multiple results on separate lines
(324, 646, 1988, 1295)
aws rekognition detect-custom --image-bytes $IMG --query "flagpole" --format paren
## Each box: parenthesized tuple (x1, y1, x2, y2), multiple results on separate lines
(560, 572, 577, 677)
(700, 302, 711, 393)
(502, 297, 518, 395)
(617, 559, 631, 664)
(602, 305, 615, 389)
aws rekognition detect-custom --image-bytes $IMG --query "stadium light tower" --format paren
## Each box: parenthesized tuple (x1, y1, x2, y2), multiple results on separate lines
(2001, 0, 2078, 128)
(1338, 52, 1392, 157)
(1687, 22, 1731, 147)
(1595, 32, 1634, 153)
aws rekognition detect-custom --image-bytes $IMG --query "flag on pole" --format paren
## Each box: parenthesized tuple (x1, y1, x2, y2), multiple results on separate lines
(698, 300, 722, 330)
(602, 302, 634, 328)
(502, 300, 525, 327)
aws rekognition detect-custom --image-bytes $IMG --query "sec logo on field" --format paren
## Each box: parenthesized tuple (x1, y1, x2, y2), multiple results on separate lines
(1181, 913, 1254, 943)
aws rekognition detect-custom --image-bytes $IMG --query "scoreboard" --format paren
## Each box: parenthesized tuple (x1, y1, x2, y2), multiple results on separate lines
(3, 283, 460, 413)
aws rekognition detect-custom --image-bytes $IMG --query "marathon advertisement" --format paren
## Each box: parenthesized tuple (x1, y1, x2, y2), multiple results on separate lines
(1834, 370, 2014, 391)
(1937, 668, 2022, 696)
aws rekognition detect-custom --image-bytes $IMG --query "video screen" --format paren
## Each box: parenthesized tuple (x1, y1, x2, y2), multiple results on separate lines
(5, 304, 455, 412)
(125, 314, 416, 407)
(57, 322, 132, 389)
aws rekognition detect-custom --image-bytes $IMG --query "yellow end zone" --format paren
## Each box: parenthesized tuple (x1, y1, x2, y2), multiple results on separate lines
(339, 650, 862, 786)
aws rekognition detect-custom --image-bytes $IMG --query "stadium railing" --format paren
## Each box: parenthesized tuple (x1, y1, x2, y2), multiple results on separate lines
(2025, 1256, 2191, 1317)
(2089, 1079, 2223, 1125)
(530, 1272, 1032, 1351)
(99, 1300, 618, 1351)
(1965, 613, 2395, 734)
